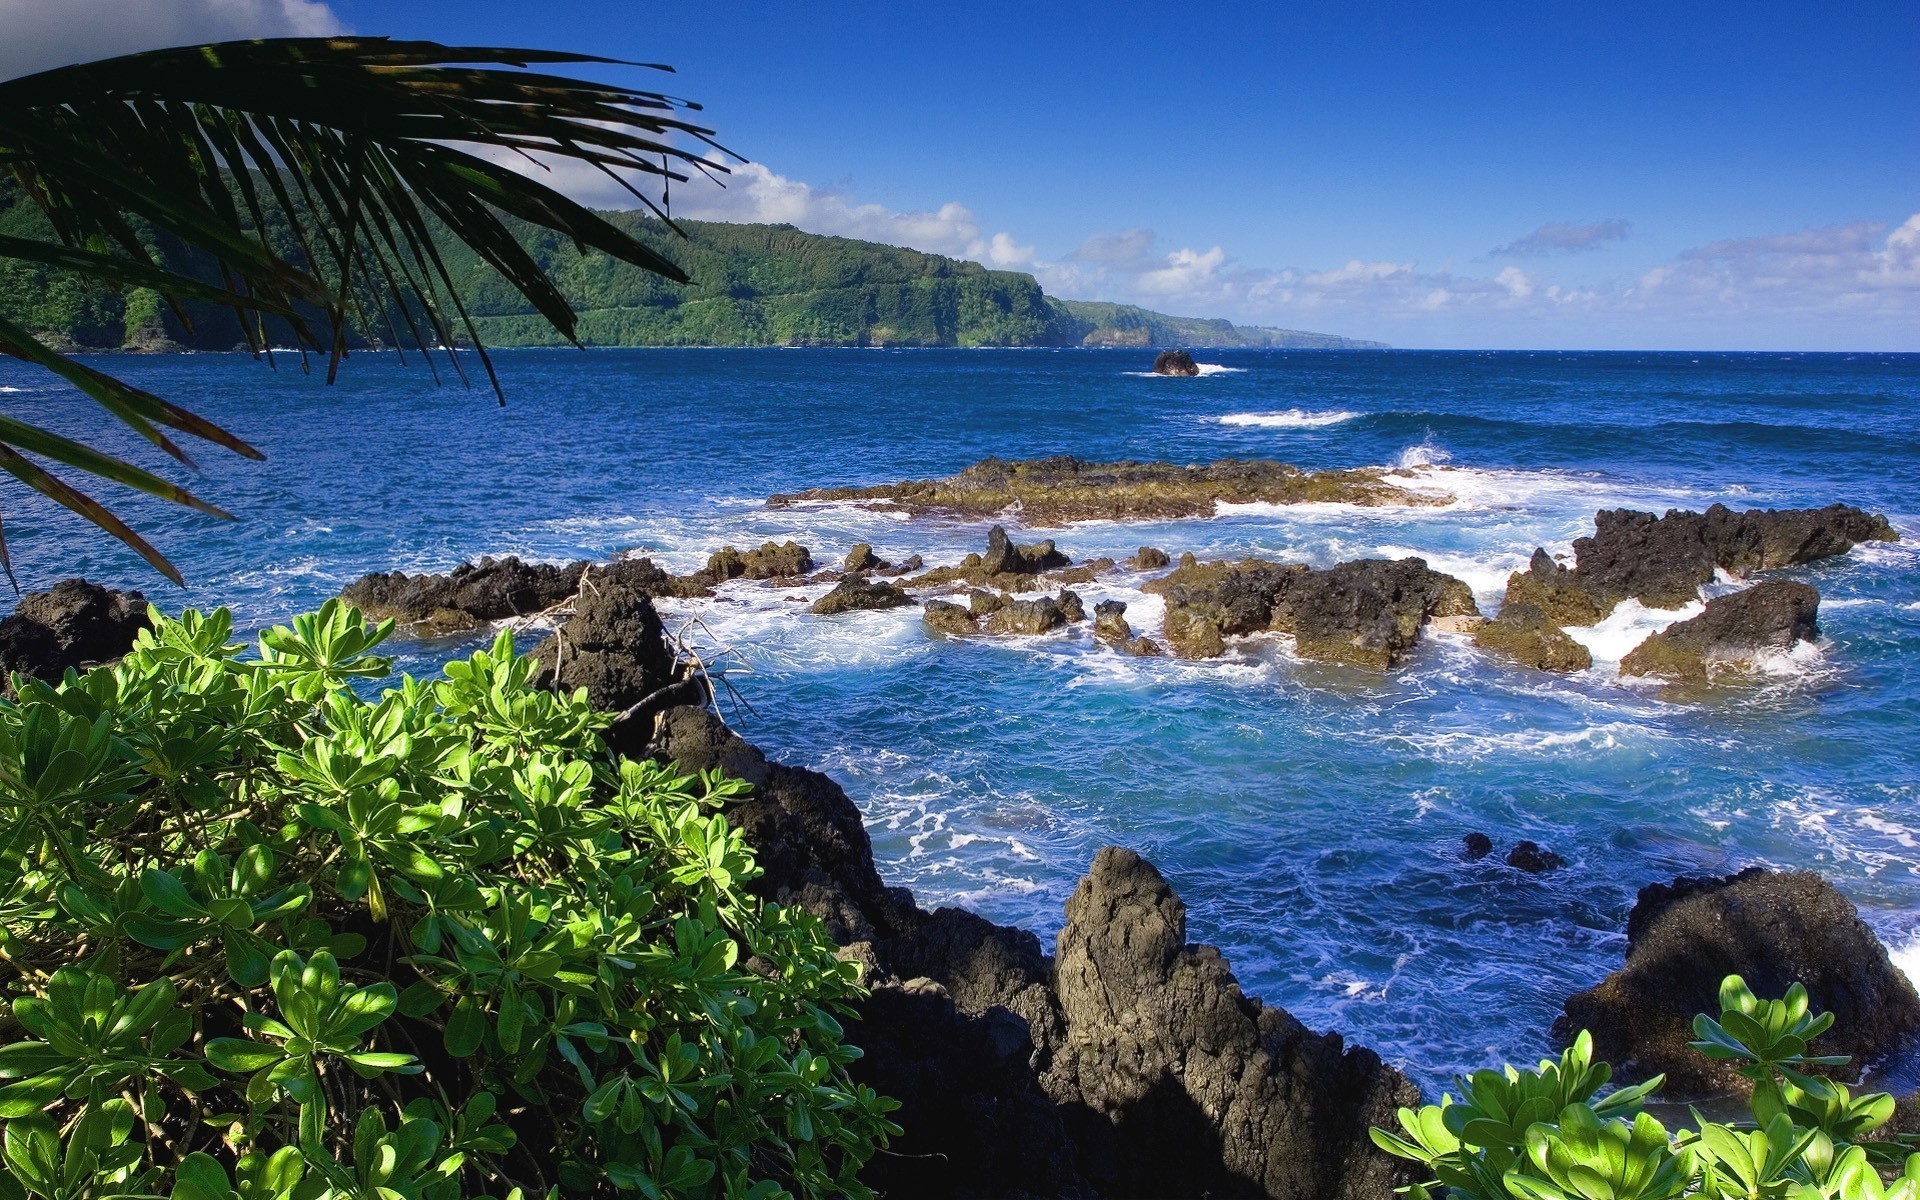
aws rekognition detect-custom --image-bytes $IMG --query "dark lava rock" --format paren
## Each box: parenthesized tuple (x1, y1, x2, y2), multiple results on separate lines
(968, 589, 1009, 617)
(340, 555, 586, 630)
(922, 599, 978, 637)
(594, 555, 716, 599)
(527, 569, 704, 756)
(1122, 636, 1165, 657)
(1462, 832, 1494, 861)
(1557, 868, 1920, 1096)
(772, 455, 1445, 525)
(983, 524, 1071, 575)
(707, 540, 813, 580)
(1093, 600, 1133, 646)
(809, 575, 914, 615)
(843, 543, 889, 573)
(985, 596, 1067, 636)
(1148, 555, 1479, 667)
(1047, 557, 1117, 586)
(1505, 841, 1566, 873)
(1051, 847, 1419, 1198)
(1474, 601, 1593, 672)
(1133, 546, 1172, 570)
(0, 579, 149, 684)
(1151, 349, 1201, 376)
(1620, 580, 1820, 680)
(1057, 589, 1087, 623)
(1505, 503, 1895, 624)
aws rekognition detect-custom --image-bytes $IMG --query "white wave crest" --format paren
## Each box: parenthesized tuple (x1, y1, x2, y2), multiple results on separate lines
(1564, 598, 1704, 666)
(1217, 409, 1359, 429)
(1122, 363, 1246, 378)
(1396, 441, 1453, 468)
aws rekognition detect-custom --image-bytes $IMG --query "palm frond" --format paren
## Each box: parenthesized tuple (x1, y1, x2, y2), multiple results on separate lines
(0, 37, 728, 583)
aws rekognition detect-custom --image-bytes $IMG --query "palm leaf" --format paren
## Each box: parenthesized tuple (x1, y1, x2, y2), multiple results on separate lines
(0, 37, 728, 583)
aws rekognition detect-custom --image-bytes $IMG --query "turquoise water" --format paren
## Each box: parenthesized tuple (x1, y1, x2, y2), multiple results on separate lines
(3, 347, 1917, 1091)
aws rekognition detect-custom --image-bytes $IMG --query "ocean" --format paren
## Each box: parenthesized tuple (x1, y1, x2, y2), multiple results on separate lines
(3, 346, 1917, 1093)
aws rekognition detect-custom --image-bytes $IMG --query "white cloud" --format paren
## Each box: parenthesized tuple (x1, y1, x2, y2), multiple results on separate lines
(0, 0, 344, 81)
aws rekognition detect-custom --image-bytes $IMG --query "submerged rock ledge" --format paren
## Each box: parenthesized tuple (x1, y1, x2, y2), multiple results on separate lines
(767, 454, 1448, 524)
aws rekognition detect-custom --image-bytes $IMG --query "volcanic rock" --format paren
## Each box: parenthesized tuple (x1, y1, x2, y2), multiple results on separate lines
(968, 589, 1009, 617)
(527, 570, 704, 755)
(1505, 841, 1566, 873)
(1151, 348, 1201, 376)
(923, 600, 978, 637)
(340, 555, 586, 630)
(1504, 503, 1895, 625)
(843, 543, 888, 573)
(1133, 546, 1171, 570)
(809, 575, 915, 615)
(1122, 636, 1165, 657)
(1163, 608, 1227, 659)
(1620, 581, 1820, 680)
(1557, 867, 1920, 1095)
(1474, 601, 1593, 672)
(1047, 557, 1117, 586)
(1056, 589, 1087, 623)
(1093, 600, 1133, 646)
(1462, 832, 1494, 861)
(707, 540, 813, 580)
(1050, 847, 1419, 1198)
(771, 455, 1448, 525)
(0, 579, 149, 685)
(985, 596, 1068, 636)
(983, 525, 1071, 575)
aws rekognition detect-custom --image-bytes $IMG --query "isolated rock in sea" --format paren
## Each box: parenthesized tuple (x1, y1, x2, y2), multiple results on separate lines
(1151, 348, 1201, 376)
(1051, 847, 1419, 1198)
(809, 574, 915, 615)
(1462, 832, 1494, 861)
(1505, 503, 1895, 625)
(1057, 589, 1087, 623)
(922, 599, 978, 637)
(843, 543, 888, 573)
(1287, 558, 1480, 668)
(0, 579, 149, 685)
(771, 454, 1447, 524)
(985, 596, 1068, 636)
(341, 555, 587, 630)
(1093, 599, 1134, 646)
(707, 540, 814, 580)
(1620, 580, 1820, 680)
(1506, 841, 1566, 873)
(983, 524, 1071, 575)
(1474, 600, 1594, 672)
(1133, 546, 1171, 569)
(1148, 555, 1478, 667)
(1557, 867, 1920, 1095)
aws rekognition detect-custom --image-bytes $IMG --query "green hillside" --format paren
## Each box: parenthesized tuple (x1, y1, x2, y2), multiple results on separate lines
(0, 181, 1384, 350)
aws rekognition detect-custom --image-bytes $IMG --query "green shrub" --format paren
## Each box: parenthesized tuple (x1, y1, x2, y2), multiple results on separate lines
(1374, 976, 1919, 1199)
(0, 602, 898, 1200)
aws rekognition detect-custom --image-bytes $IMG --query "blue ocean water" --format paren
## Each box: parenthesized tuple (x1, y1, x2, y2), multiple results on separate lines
(3, 347, 1918, 1093)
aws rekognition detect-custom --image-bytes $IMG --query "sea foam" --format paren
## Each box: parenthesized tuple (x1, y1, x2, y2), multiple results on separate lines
(1217, 409, 1359, 428)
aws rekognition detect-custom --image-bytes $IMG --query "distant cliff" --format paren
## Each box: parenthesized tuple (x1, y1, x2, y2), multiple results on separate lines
(0, 183, 1384, 350)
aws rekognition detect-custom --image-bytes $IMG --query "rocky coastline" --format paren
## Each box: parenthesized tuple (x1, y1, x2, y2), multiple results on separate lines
(6, 562, 1920, 1196)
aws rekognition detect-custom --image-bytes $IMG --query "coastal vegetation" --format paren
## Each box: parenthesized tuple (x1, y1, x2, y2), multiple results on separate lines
(0, 600, 897, 1199)
(1373, 977, 1920, 1199)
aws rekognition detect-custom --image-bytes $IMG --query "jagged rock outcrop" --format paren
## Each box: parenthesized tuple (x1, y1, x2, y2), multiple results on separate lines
(1503, 503, 1895, 625)
(985, 596, 1069, 636)
(1132, 547, 1171, 570)
(770, 455, 1449, 524)
(1620, 580, 1819, 679)
(525, 570, 706, 755)
(1093, 600, 1133, 647)
(1505, 841, 1566, 873)
(923, 599, 979, 637)
(1474, 601, 1593, 672)
(984, 525, 1070, 575)
(809, 575, 915, 615)
(0, 579, 149, 685)
(844, 543, 888, 573)
(1146, 556, 1479, 667)
(1151, 349, 1201, 376)
(340, 555, 587, 632)
(1557, 868, 1920, 1096)
(707, 540, 813, 580)
(643, 703, 1418, 1197)
(1049, 848, 1420, 1198)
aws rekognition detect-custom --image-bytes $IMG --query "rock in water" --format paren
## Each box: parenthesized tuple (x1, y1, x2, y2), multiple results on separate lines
(771, 455, 1447, 524)
(1163, 608, 1227, 659)
(1474, 601, 1594, 672)
(1052, 848, 1419, 1198)
(1133, 546, 1172, 569)
(809, 575, 915, 615)
(1557, 868, 1920, 1095)
(1093, 599, 1134, 646)
(1151, 348, 1201, 376)
(1288, 559, 1480, 668)
(0, 579, 149, 684)
(984, 596, 1067, 635)
(1462, 832, 1494, 861)
(341, 556, 588, 630)
(1503, 503, 1895, 624)
(981, 524, 1070, 575)
(706, 540, 814, 580)
(843, 543, 889, 573)
(1620, 580, 1820, 679)
(1506, 841, 1566, 872)
(922, 600, 978, 637)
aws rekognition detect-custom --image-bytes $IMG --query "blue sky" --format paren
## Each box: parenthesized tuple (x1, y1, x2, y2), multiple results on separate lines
(5, 0, 1917, 348)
